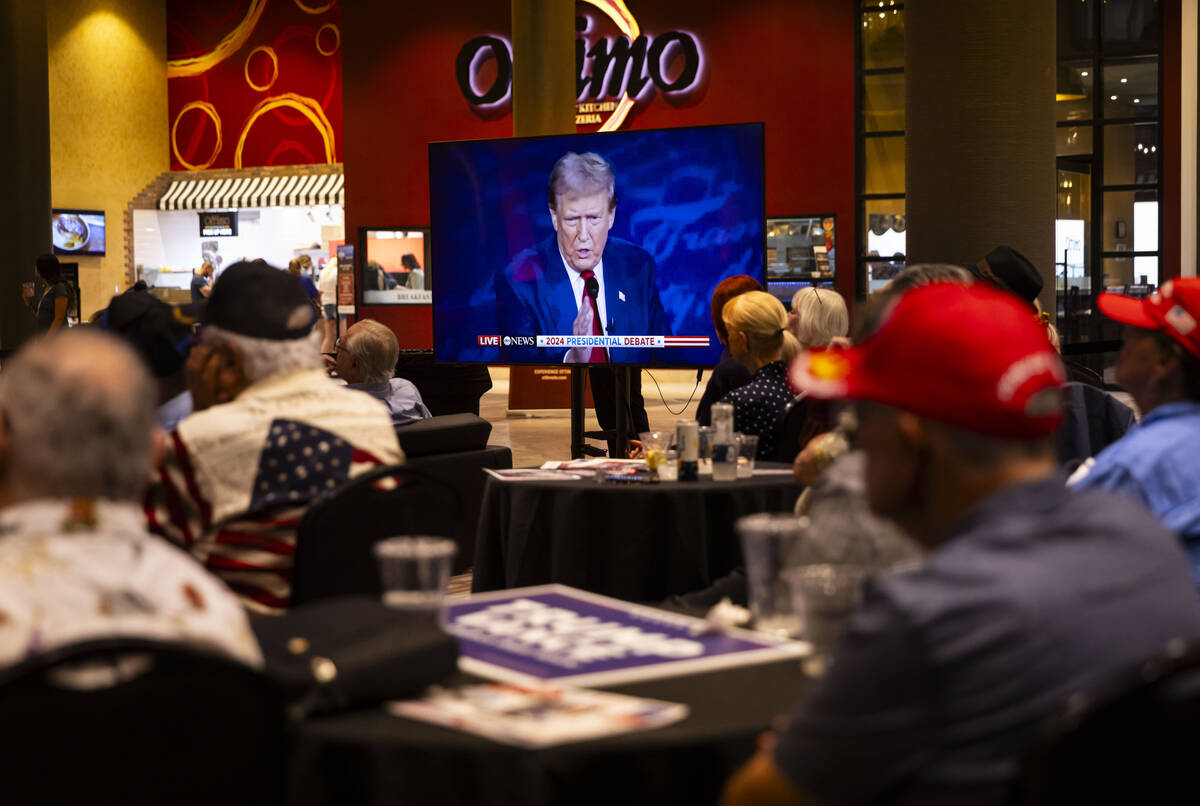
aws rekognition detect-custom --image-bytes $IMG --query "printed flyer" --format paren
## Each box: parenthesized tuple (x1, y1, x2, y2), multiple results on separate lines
(445, 585, 808, 687)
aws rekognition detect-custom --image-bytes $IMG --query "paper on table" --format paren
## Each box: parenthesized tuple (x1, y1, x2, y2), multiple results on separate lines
(389, 683, 688, 747)
(483, 468, 590, 481)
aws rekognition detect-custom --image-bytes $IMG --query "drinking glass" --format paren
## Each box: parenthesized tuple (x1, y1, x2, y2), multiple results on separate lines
(737, 513, 808, 638)
(737, 433, 758, 478)
(374, 537, 457, 619)
(786, 563, 867, 676)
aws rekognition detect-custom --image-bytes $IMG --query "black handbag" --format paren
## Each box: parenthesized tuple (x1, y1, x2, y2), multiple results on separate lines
(251, 595, 459, 718)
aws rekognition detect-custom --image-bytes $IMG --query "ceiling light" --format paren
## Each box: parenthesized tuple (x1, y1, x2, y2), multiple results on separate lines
(1081, 71, 1089, 77)
(1133, 98, 1140, 103)
(1110, 95, 1118, 100)
(1120, 78, 1128, 83)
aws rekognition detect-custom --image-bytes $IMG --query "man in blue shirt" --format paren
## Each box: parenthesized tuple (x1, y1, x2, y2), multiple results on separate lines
(721, 282, 1200, 806)
(1070, 278, 1200, 578)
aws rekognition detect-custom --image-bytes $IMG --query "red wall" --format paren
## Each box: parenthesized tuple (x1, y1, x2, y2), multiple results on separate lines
(168, 0, 343, 170)
(343, 0, 856, 349)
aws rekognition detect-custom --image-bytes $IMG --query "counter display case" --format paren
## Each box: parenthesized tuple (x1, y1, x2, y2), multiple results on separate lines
(765, 215, 836, 307)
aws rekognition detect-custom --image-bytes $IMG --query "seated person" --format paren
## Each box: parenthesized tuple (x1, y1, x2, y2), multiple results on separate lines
(696, 275, 763, 425)
(782, 286, 850, 456)
(717, 291, 801, 460)
(145, 262, 404, 613)
(722, 282, 1200, 806)
(0, 330, 260, 667)
(332, 319, 432, 425)
(102, 289, 196, 432)
(1070, 278, 1200, 578)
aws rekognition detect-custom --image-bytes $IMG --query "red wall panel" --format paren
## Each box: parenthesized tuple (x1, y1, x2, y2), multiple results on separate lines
(167, 0, 343, 170)
(343, 0, 856, 349)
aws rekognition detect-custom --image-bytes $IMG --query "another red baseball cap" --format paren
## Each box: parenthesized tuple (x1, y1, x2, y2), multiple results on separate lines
(790, 282, 1066, 438)
(1097, 278, 1200, 361)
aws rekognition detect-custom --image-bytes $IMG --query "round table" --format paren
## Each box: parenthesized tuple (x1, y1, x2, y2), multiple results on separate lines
(472, 468, 801, 601)
(287, 659, 811, 806)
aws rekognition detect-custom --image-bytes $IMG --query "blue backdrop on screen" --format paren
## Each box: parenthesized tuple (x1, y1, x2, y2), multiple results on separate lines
(429, 123, 765, 366)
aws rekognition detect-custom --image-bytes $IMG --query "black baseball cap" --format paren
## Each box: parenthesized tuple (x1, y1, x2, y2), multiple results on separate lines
(176, 260, 316, 340)
(103, 290, 194, 378)
(970, 245, 1043, 306)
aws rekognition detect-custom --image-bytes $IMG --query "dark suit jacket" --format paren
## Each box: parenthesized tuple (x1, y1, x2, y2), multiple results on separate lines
(495, 235, 671, 363)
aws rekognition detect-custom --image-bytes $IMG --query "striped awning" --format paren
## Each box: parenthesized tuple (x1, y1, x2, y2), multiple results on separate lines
(157, 171, 344, 211)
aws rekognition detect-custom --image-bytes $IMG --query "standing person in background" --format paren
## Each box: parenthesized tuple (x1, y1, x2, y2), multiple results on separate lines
(718, 291, 801, 460)
(317, 256, 339, 355)
(695, 275, 763, 425)
(190, 260, 214, 303)
(289, 258, 324, 324)
(20, 254, 73, 333)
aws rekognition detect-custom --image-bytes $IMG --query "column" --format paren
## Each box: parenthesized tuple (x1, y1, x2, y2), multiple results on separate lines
(0, 0, 49, 352)
(510, 0, 575, 138)
(906, 0, 1056, 310)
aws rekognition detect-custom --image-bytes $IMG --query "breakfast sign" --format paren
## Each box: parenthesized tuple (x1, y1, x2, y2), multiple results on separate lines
(455, 0, 705, 131)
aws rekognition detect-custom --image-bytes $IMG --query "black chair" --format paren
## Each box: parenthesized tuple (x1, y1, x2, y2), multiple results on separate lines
(1015, 640, 1200, 805)
(291, 464, 462, 605)
(0, 638, 284, 806)
(775, 394, 812, 463)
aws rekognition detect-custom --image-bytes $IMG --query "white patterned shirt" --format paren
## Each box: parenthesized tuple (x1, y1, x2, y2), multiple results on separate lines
(0, 499, 262, 668)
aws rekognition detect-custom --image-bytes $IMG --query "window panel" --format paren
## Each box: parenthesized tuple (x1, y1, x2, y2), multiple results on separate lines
(864, 73, 905, 132)
(861, 6, 904, 70)
(1103, 58, 1157, 119)
(1102, 189, 1157, 253)
(1103, 122, 1158, 185)
(1056, 60, 1094, 123)
(864, 136, 905, 195)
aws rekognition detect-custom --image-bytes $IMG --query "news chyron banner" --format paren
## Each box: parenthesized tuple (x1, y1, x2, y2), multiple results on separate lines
(478, 334, 709, 350)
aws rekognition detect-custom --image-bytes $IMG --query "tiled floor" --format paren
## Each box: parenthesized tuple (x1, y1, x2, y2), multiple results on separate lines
(480, 366, 712, 468)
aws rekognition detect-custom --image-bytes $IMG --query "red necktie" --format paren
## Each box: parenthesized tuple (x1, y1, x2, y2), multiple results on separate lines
(579, 270, 606, 363)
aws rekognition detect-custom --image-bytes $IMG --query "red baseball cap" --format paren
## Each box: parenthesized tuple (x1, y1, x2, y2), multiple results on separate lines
(1097, 278, 1200, 361)
(790, 282, 1066, 438)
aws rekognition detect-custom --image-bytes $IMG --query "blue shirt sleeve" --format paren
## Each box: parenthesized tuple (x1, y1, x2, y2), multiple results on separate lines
(773, 585, 938, 804)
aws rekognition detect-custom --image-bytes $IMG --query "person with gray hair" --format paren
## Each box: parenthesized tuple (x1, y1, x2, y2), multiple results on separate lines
(146, 261, 403, 613)
(495, 150, 670, 365)
(332, 318, 431, 425)
(788, 286, 849, 350)
(0, 330, 261, 667)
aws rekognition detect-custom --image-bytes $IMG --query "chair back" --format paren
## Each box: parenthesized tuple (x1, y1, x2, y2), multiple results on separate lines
(775, 394, 811, 463)
(0, 638, 284, 806)
(1016, 640, 1200, 805)
(292, 464, 462, 605)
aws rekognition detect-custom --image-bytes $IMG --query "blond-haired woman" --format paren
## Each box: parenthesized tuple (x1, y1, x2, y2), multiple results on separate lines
(718, 291, 801, 460)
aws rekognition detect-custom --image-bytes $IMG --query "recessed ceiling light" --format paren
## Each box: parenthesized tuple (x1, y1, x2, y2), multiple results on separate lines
(1081, 71, 1089, 77)
(1120, 78, 1128, 83)
(1110, 95, 1118, 100)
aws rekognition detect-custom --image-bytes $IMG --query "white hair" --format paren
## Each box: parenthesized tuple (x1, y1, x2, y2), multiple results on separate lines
(202, 325, 323, 383)
(345, 319, 399, 383)
(0, 331, 157, 501)
(790, 287, 849, 349)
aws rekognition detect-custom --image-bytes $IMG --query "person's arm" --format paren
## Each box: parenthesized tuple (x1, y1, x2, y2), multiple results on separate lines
(199, 281, 212, 298)
(48, 294, 68, 332)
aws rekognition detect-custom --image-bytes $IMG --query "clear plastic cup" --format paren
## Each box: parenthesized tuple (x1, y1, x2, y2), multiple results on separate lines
(737, 433, 759, 478)
(786, 563, 867, 675)
(737, 513, 808, 638)
(698, 426, 714, 475)
(374, 537, 457, 616)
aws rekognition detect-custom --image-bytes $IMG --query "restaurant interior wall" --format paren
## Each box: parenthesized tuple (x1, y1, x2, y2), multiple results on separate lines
(134, 205, 342, 293)
(342, 0, 857, 350)
(47, 0, 168, 320)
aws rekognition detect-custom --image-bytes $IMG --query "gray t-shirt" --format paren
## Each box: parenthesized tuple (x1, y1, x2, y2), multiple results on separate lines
(774, 475, 1200, 805)
(36, 281, 72, 331)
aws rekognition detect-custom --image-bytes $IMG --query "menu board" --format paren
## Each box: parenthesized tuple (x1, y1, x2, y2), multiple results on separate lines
(445, 584, 808, 687)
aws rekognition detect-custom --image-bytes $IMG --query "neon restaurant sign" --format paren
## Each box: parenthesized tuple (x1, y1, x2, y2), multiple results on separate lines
(455, 0, 705, 131)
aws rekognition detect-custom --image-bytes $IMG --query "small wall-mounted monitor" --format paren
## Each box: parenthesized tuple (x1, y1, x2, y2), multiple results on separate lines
(360, 227, 431, 305)
(52, 209, 106, 257)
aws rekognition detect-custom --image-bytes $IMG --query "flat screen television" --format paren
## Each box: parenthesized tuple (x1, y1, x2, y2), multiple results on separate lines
(51, 209, 106, 257)
(360, 227, 431, 305)
(429, 122, 765, 366)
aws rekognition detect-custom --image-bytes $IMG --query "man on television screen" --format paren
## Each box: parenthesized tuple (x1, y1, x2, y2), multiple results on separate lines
(495, 151, 671, 365)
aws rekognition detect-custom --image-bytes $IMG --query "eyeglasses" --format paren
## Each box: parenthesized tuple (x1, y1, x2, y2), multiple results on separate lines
(321, 337, 343, 360)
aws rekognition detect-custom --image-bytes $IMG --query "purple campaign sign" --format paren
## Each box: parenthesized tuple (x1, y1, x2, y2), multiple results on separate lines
(446, 584, 808, 687)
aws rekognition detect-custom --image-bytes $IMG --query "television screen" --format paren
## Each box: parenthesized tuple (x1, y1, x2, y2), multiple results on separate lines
(429, 123, 765, 366)
(360, 227, 431, 305)
(51, 209, 106, 257)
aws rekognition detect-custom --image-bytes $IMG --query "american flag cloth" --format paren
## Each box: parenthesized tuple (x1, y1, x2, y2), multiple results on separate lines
(145, 369, 403, 613)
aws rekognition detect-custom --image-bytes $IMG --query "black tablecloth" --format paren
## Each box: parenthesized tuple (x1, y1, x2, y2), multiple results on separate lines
(472, 470, 801, 601)
(287, 659, 810, 806)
